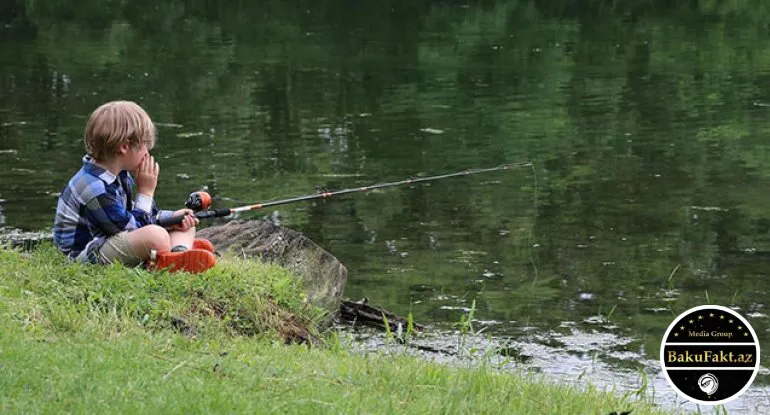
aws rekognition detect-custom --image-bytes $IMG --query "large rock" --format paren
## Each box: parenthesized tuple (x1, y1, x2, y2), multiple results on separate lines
(196, 220, 348, 314)
(0, 228, 52, 250)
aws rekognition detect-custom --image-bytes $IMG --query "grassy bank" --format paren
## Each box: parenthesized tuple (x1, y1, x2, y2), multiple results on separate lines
(0, 246, 679, 414)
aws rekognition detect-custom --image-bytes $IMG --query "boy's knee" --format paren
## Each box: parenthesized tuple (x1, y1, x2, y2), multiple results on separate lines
(132, 225, 170, 253)
(145, 225, 171, 249)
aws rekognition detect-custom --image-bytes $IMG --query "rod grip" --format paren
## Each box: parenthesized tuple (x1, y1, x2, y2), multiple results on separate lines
(156, 208, 231, 227)
(157, 213, 186, 227)
(196, 208, 232, 220)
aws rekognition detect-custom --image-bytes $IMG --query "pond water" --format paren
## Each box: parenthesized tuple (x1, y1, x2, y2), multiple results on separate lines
(3, 1, 770, 412)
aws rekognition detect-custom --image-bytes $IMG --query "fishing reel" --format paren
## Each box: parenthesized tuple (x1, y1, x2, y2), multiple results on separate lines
(185, 191, 212, 211)
(159, 190, 227, 227)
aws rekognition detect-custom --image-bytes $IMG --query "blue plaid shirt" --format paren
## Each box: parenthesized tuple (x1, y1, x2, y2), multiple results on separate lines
(53, 156, 174, 263)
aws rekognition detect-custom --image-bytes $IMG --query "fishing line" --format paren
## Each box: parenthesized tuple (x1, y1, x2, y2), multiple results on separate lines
(527, 162, 540, 285)
(172, 162, 540, 287)
(169, 161, 542, 279)
(160, 162, 534, 226)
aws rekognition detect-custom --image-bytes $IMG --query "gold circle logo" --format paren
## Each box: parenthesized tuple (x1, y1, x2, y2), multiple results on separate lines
(660, 305, 760, 405)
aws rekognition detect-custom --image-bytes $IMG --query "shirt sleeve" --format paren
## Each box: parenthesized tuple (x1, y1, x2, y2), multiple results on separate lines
(84, 192, 141, 236)
(135, 194, 154, 213)
(132, 194, 177, 226)
(129, 203, 155, 227)
(124, 173, 168, 227)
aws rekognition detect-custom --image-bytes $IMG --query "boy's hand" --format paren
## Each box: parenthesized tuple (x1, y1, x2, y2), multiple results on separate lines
(171, 209, 198, 231)
(135, 155, 159, 197)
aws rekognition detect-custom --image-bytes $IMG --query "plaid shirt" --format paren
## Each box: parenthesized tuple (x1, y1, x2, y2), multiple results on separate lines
(53, 155, 174, 263)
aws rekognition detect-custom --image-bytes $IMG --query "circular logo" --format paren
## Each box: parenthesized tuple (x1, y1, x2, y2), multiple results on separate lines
(660, 305, 760, 405)
(698, 373, 718, 395)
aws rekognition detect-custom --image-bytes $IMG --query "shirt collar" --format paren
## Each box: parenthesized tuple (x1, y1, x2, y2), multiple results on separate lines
(82, 155, 119, 185)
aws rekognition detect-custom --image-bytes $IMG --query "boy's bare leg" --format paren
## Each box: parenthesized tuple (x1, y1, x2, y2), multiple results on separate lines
(169, 226, 196, 250)
(126, 225, 171, 259)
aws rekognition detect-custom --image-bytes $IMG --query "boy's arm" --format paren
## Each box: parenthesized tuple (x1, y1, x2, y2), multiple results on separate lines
(123, 171, 173, 226)
(84, 192, 143, 236)
(133, 194, 175, 225)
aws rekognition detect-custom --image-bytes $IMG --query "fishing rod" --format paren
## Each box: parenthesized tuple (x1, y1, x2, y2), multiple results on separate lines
(157, 162, 532, 227)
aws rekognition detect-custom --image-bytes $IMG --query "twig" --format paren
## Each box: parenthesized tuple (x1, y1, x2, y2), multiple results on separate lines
(162, 360, 189, 380)
(667, 264, 680, 284)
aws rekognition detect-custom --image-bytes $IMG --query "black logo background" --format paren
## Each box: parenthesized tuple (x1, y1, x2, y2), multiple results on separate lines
(661, 305, 760, 405)
(664, 309, 756, 343)
(666, 369, 754, 402)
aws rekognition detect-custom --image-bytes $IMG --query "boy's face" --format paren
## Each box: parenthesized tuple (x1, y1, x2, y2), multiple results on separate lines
(121, 141, 150, 171)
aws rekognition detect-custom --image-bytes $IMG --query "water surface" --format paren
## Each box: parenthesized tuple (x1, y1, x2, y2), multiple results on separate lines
(3, 1, 770, 412)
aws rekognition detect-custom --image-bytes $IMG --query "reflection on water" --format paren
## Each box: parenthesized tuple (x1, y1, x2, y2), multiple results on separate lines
(3, 0, 770, 409)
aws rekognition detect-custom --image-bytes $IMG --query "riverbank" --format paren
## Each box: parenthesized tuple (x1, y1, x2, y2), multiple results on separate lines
(0, 246, 679, 414)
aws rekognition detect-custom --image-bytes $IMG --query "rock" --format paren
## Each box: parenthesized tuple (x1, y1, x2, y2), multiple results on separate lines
(0, 228, 52, 250)
(196, 220, 347, 314)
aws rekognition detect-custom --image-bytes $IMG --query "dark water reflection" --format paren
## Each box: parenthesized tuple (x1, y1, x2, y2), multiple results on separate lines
(3, 1, 770, 411)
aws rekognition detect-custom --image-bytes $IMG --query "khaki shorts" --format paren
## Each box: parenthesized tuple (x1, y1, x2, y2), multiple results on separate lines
(97, 231, 144, 267)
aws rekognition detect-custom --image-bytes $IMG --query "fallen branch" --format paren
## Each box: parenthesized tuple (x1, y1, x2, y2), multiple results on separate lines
(339, 298, 425, 332)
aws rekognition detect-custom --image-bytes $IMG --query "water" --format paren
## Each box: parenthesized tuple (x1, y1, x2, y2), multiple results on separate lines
(3, 1, 770, 412)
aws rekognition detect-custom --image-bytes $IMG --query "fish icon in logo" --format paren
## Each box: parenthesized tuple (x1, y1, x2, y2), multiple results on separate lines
(698, 373, 719, 395)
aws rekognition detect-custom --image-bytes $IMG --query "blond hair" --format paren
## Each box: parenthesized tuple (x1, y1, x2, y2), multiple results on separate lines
(84, 101, 155, 161)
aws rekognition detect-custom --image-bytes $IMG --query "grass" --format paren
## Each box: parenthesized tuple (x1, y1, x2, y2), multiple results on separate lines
(0, 244, 320, 343)
(0, 245, 684, 414)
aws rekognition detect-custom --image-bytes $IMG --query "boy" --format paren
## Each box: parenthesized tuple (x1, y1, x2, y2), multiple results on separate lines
(53, 100, 216, 273)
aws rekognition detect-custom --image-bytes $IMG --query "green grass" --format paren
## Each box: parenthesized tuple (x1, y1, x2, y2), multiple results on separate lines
(0, 245, 682, 414)
(0, 244, 321, 343)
